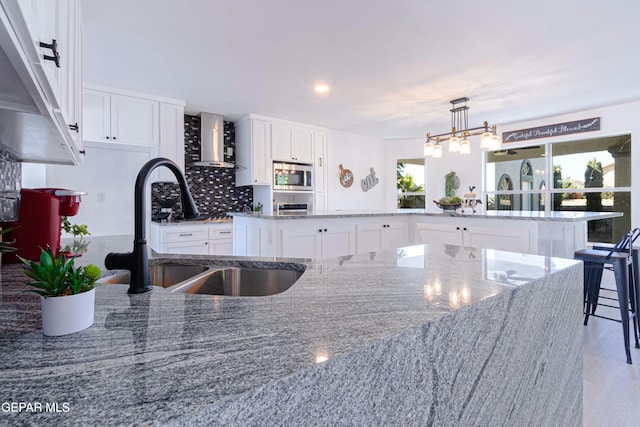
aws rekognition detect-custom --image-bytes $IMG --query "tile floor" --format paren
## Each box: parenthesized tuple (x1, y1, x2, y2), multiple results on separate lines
(583, 270, 640, 427)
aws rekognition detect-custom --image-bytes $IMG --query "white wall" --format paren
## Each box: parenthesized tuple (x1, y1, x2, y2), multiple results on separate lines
(384, 100, 640, 227)
(326, 129, 386, 211)
(44, 142, 156, 236)
(21, 163, 46, 188)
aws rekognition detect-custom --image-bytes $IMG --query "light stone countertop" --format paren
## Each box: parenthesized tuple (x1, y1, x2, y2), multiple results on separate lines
(230, 209, 622, 222)
(0, 236, 581, 426)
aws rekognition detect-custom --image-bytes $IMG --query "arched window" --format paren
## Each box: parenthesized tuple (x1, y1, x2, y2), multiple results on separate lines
(520, 160, 533, 210)
(497, 174, 513, 210)
(538, 181, 546, 210)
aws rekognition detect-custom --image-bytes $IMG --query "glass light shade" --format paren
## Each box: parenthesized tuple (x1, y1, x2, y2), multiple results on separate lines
(490, 133, 500, 150)
(449, 135, 460, 152)
(424, 140, 434, 156)
(432, 143, 442, 158)
(480, 130, 492, 148)
(459, 137, 470, 154)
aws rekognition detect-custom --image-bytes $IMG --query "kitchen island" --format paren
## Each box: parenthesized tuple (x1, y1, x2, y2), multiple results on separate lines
(0, 237, 582, 426)
(232, 210, 621, 259)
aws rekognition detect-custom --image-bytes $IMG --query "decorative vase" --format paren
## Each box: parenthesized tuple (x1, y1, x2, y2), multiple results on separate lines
(40, 288, 95, 336)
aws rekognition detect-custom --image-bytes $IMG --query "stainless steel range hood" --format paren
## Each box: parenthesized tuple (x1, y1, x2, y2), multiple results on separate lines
(193, 112, 234, 168)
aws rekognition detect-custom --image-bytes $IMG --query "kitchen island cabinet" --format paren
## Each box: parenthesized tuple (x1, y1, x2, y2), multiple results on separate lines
(0, 236, 582, 426)
(356, 221, 410, 254)
(281, 222, 355, 259)
(232, 210, 621, 259)
(414, 218, 533, 253)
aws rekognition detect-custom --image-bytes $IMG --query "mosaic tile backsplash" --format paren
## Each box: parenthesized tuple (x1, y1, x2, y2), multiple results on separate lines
(151, 116, 253, 219)
(0, 147, 21, 222)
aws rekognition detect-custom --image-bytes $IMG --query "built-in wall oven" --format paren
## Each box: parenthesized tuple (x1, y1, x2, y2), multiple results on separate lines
(273, 162, 313, 191)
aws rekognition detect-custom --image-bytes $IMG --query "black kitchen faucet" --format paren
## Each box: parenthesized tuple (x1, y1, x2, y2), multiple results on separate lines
(105, 158, 199, 293)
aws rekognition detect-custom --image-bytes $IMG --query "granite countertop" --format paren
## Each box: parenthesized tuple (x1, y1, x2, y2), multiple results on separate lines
(151, 219, 234, 227)
(0, 237, 580, 425)
(230, 210, 622, 222)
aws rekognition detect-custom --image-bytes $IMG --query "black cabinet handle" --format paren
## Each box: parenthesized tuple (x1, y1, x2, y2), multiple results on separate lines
(106, 136, 110, 139)
(463, 227, 467, 231)
(323, 228, 327, 232)
(79, 150, 86, 155)
(318, 229, 322, 233)
(456, 227, 460, 230)
(112, 136, 117, 140)
(68, 123, 79, 132)
(39, 39, 60, 68)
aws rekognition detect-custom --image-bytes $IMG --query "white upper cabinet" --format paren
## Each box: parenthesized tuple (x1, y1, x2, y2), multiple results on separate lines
(0, 0, 84, 164)
(157, 103, 185, 181)
(83, 88, 159, 146)
(271, 123, 314, 164)
(292, 128, 314, 163)
(82, 89, 110, 142)
(236, 118, 272, 186)
(313, 130, 328, 193)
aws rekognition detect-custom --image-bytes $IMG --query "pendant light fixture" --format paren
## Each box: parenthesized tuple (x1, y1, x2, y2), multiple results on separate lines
(424, 97, 499, 157)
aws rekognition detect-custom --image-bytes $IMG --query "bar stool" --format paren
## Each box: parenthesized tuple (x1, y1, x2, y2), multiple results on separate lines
(574, 228, 640, 364)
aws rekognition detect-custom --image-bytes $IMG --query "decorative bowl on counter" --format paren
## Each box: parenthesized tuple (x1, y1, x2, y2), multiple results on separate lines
(433, 199, 462, 212)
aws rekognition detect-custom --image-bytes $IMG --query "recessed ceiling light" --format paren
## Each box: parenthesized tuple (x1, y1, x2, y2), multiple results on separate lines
(314, 84, 330, 94)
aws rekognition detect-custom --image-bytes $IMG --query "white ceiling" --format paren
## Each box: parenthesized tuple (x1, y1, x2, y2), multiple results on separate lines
(81, 0, 640, 139)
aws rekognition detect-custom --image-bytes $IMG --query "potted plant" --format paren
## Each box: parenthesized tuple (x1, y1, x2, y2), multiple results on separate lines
(20, 248, 101, 336)
(434, 171, 463, 211)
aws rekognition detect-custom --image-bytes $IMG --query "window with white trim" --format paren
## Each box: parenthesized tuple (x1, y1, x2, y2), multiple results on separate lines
(485, 135, 631, 243)
(397, 159, 425, 209)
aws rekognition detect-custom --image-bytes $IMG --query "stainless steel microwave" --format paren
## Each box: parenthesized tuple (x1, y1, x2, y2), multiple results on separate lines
(273, 162, 313, 191)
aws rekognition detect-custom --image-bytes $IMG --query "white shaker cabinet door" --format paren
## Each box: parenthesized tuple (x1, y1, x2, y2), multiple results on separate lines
(110, 94, 159, 145)
(83, 89, 110, 142)
(281, 227, 320, 259)
(382, 222, 409, 251)
(320, 225, 355, 259)
(415, 223, 462, 246)
(292, 127, 314, 163)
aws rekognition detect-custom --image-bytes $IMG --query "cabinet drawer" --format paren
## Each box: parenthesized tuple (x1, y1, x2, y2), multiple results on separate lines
(161, 228, 209, 242)
(210, 228, 233, 240)
(161, 241, 208, 255)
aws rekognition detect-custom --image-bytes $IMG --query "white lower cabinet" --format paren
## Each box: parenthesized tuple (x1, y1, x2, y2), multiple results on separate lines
(232, 214, 541, 260)
(209, 227, 234, 256)
(162, 240, 209, 255)
(149, 223, 233, 255)
(281, 223, 355, 259)
(357, 222, 409, 253)
(415, 221, 531, 254)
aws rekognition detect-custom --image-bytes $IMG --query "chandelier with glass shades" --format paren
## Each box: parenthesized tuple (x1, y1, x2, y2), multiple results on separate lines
(424, 97, 500, 158)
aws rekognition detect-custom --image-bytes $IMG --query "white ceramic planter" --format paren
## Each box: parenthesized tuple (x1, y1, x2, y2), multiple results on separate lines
(40, 288, 95, 336)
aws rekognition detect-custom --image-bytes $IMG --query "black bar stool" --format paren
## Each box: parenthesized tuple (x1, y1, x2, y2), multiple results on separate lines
(574, 228, 640, 364)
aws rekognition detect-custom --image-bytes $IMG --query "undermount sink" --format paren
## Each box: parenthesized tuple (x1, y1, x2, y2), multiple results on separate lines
(99, 263, 305, 297)
(99, 264, 210, 288)
(171, 267, 304, 296)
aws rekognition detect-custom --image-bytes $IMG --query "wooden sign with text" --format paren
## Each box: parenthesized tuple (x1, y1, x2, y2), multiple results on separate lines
(502, 117, 600, 143)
